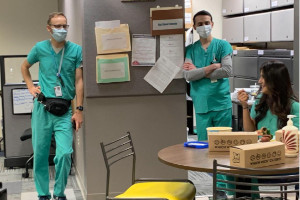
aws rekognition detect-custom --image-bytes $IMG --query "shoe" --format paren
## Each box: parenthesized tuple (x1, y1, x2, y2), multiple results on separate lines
(53, 195, 67, 200)
(216, 191, 227, 199)
(39, 196, 50, 200)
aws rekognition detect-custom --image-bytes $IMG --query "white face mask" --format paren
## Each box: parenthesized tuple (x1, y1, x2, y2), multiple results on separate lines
(196, 25, 212, 38)
(52, 28, 68, 42)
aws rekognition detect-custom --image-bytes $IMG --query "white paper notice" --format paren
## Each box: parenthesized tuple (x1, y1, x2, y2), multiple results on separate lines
(132, 34, 156, 66)
(185, 0, 191, 8)
(95, 20, 120, 29)
(144, 56, 180, 93)
(185, 13, 192, 24)
(101, 62, 125, 79)
(101, 32, 127, 51)
(160, 34, 184, 78)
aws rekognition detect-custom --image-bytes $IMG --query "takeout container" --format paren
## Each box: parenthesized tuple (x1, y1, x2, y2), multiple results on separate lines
(206, 127, 232, 133)
(230, 141, 285, 168)
(208, 132, 257, 152)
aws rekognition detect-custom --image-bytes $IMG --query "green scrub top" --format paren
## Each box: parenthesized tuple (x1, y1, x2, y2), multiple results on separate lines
(250, 98, 300, 135)
(27, 40, 82, 100)
(185, 38, 233, 114)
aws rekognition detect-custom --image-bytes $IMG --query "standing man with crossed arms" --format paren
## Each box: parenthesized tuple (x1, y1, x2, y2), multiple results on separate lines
(183, 10, 233, 141)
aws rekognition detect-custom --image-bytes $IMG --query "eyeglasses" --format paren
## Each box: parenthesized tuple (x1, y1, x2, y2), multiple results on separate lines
(49, 24, 70, 29)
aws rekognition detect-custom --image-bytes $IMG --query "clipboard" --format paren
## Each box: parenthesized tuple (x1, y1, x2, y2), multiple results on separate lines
(150, 6, 184, 36)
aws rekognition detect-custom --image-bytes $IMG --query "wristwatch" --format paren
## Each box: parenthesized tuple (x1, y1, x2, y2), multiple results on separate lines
(76, 106, 83, 111)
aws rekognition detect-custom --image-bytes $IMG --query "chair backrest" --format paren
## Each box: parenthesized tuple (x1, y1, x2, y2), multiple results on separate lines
(100, 131, 136, 199)
(212, 159, 299, 200)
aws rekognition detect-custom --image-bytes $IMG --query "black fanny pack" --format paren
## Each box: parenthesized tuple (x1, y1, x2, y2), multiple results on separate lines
(37, 93, 71, 116)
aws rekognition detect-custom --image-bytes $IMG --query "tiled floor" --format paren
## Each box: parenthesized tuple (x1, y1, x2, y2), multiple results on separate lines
(0, 156, 83, 200)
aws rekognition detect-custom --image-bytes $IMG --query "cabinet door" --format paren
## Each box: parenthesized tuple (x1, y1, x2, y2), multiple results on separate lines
(223, 17, 243, 43)
(271, 9, 294, 42)
(271, 0, 294, 8)
(233, 56, 259, 79)
(222, 0, 243, 16)
(244, 0, 271, 13)
(258, 57, 294, 82)
(244, 13, 271, 42)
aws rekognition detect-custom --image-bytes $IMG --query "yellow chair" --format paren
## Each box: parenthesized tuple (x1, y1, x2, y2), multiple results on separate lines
(100, 132, 196, 200)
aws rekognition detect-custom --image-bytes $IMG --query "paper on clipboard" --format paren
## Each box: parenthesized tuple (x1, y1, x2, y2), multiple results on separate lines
(95, 24, 131, 54)
(150, 6, 184, 36)
(144, 56, 180, 93)
(96, 54, 130, 83)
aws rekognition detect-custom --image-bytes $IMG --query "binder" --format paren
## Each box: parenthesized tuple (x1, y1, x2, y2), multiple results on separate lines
(150, 6, 184, 36)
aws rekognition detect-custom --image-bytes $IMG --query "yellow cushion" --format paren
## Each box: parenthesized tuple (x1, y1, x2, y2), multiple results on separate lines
(116, 182, 196, 200)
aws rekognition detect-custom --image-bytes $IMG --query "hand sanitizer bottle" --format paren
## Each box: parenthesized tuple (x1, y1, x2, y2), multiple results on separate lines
(282, 115, 299, 157)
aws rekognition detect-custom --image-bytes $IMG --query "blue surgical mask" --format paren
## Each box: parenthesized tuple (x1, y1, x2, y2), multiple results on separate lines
(196, 25, 212, 38)
(52, 28, 68, 42)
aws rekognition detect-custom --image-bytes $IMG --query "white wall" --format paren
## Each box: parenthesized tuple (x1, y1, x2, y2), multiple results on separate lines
(0, 0, 58, 138)
(192, 0, 223, 42)
(0, 0, 58, 55)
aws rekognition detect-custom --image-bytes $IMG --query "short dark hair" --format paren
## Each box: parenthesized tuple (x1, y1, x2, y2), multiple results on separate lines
(47, 12, 67, 25)
(193, 10, 213, 25)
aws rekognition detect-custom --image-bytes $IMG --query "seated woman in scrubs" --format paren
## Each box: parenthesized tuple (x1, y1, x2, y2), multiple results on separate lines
(238, 60, 299, 134)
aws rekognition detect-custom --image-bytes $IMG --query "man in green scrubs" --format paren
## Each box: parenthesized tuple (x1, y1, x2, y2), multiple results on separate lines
(21, 12, 83, 200)
(183, 10, 233, 198)
(183, 10, 233, 141)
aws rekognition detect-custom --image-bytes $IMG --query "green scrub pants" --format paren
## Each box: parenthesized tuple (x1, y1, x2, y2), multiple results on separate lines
(31, 100, 73, 198)
(195, 108, 232, 194)
(195, 108, 232, 141)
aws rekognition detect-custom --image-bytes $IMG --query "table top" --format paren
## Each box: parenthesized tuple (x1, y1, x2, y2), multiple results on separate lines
(158, 143, 299, 175)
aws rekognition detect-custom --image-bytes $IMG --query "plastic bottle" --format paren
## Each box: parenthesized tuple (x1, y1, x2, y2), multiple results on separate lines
(282, 115, 299, 157)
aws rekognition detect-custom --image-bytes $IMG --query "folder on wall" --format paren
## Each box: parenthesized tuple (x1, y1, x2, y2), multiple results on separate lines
(95, 24, 131, 54)
(150, 6, 184, 36)
(96, 54, 130, 83)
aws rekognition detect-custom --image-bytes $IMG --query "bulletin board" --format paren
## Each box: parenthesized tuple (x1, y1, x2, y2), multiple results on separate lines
(11, 88, 34, 115)
(83, 0, 186, 97)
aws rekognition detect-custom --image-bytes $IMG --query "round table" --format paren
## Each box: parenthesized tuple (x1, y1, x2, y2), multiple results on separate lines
(158, 143, 299, 175)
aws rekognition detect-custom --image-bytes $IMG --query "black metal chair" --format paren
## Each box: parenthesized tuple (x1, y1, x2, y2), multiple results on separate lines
(212, 159, 299, 200)
(20, 128, 72, 178)
(100, 131, 196, 200)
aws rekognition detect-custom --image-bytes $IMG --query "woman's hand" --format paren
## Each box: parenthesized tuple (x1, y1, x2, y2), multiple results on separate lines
(237, 89, 249, 108)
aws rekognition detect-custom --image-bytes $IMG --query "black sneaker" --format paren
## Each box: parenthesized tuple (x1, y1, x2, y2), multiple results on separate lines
(53, 196, 67, 200)
(216, 191, 227, 199)
(39, 196, 50, 200)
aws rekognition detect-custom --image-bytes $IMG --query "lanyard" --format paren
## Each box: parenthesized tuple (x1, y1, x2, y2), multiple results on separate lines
(53, 47, 65, 77)
(51, 42, 65, 87)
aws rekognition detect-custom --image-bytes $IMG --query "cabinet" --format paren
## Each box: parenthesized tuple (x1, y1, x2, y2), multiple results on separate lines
(271, 8, 294, 42)
(222, 0, 243, 16)
(271, 0, 294, 8)
(223, 17, 243, 43)
(244, 0, 271, 13)
(258, 50, 294, 82)
(244, 12, 271, 42)
(233, 56, 258, 79)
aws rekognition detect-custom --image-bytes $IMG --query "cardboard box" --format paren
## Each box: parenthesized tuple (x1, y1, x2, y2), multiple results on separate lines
(230, 141, 285, 168)
(208, 132, 257, 152)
